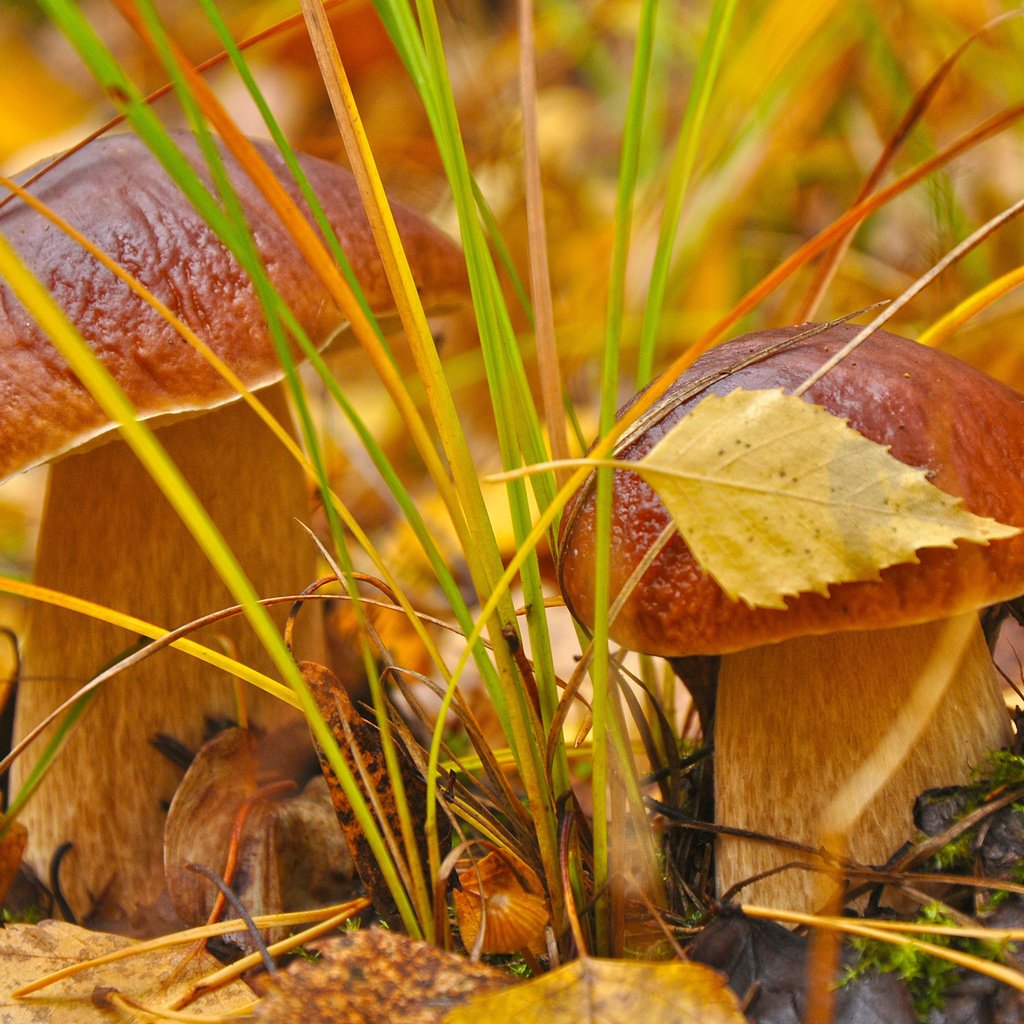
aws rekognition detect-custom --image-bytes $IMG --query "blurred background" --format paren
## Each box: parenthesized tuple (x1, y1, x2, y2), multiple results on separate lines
(3, 0, 1024, 691)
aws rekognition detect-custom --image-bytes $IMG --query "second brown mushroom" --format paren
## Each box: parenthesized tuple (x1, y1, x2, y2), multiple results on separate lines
(558, 322, 1024, 912)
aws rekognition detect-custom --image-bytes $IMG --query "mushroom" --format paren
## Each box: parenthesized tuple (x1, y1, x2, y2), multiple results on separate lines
(0, 131, 466, 925)
(557, 322, 1023, 912)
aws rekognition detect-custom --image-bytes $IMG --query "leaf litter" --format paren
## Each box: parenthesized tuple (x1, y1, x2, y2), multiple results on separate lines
(252, 927, 511, 1023)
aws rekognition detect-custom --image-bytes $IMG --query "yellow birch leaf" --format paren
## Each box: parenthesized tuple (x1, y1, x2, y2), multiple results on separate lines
(634, 388, 1019, 609)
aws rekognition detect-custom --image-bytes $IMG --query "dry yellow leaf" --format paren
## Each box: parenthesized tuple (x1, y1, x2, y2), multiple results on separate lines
(635, 388, 1019, 609)
(0, 920, 254, 1022)
(445, 956, 745, 1023)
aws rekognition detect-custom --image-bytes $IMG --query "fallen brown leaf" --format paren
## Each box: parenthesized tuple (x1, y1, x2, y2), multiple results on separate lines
(0, 821, 27, 907)
(253, 926, 511, 1023)
(454, 849, 550, 955)
(164, 726, 355, 947)
(303, 660, 447, 925)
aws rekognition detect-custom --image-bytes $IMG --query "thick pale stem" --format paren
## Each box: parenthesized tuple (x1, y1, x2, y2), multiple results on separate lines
(12, 384, 322, 927)
(715, 614, 1010, 912)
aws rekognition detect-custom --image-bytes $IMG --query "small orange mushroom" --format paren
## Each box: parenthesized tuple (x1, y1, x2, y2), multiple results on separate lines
(454, 850, 550, 955)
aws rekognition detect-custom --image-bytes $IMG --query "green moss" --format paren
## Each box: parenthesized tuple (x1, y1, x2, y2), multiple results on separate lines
(842, 903, 1012, 1021)
(973, 750, 1024, 792)
(504, 954, 534, 978)
(287, 946, 325, 963)
(926, 830, 975, 873)
(1, 905, 44, 925)
(918, 750, 1024, 874)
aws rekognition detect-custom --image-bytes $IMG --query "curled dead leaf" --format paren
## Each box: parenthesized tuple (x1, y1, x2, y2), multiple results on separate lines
(302, 660, 448, 926)
(0, 821, 27, 907)
(164, 726, 355, 946)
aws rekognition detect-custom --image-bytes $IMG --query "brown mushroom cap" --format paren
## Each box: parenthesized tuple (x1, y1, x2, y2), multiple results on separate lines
(558, 323, 1024, 656)
(0, 131, 467, 480)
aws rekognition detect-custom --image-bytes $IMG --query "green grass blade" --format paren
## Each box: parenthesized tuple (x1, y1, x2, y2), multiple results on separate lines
(635, 0, 738, 385)
(590, 0, 662, 952)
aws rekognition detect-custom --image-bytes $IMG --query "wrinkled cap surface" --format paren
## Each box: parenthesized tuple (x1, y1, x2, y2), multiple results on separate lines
(0, 132, 467, 481)
(557, 323, 1024, 655)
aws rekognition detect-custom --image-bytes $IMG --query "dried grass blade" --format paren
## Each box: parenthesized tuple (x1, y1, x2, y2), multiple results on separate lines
(918, 265, 1024, 348)
(517, 0, 569, 479)
(742, 904, 1024, 994)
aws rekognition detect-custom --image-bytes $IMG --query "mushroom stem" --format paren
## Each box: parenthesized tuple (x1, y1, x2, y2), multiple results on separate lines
(12, 384, 321, 926)
(714, 613, 1010, 912)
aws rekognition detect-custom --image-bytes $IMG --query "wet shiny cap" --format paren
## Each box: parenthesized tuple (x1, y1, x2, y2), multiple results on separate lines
(0, 131, 467, 480)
